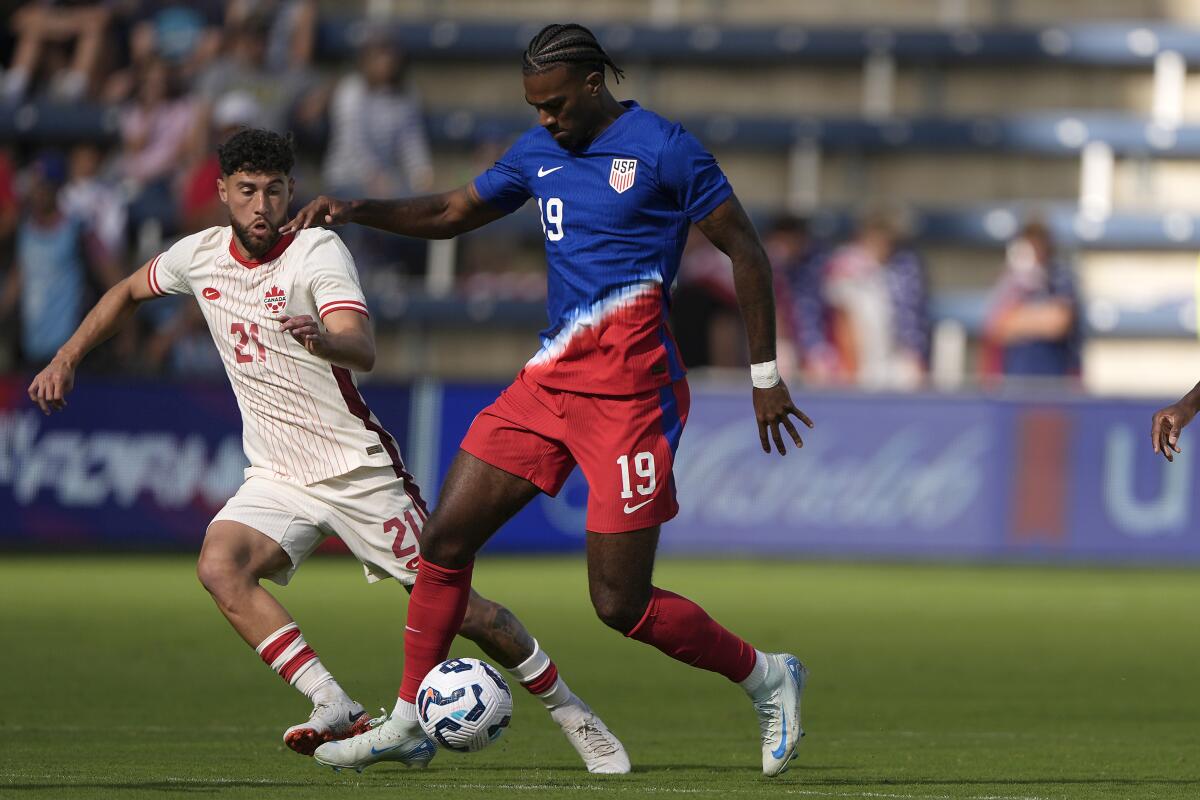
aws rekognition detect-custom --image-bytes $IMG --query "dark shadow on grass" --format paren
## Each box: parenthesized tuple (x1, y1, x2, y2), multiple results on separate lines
(1, 782, 312, 793)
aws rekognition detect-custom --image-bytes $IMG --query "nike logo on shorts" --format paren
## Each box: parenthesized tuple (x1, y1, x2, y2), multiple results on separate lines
(623, 499, 653, 514)
(537, 165, 564, 177)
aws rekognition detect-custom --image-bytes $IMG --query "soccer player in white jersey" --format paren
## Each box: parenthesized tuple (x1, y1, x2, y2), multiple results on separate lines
(26, 128, 629, 774)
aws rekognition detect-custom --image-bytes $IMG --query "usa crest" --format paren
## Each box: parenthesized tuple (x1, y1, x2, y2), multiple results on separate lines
(263, 285, 287, 314)
(609, 158, 637, 194)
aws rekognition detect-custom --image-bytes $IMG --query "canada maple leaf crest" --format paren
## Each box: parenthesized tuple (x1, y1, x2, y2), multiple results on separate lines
(263, 285, 287, 314)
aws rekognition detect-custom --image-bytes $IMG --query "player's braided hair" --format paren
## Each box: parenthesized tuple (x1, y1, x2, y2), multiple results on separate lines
(217, 128, 295, 176)
(522, 23, 625, 84)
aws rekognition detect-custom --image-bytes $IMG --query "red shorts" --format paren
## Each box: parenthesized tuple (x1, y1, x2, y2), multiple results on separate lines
(461, 370, 691, 533)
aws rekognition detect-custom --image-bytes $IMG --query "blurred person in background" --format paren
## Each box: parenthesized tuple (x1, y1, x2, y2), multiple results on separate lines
(118, 56, 195, 250)
(196, 12, 313, 136)
(1, 153, 120, 368)
(225, 0, 316, 73)
(671, 227, 743, 368)
(179, 90, 262, 233)
(981, 220, 1081, 381)
(0, 146, 19, 369)
(763, 215, 826, 381)
(307, 33, 432, 283)
(3, 0, 113, 103)
(62, 141, 127, 266)
(819, 212, 929, 389)
(103, 0, 224, 103)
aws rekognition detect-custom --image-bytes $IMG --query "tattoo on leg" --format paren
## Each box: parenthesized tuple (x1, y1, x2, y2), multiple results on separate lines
(460, 599, 535, 669)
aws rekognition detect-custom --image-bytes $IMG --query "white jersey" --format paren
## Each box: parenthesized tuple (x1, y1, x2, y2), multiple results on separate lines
(148, 226, 413, 487)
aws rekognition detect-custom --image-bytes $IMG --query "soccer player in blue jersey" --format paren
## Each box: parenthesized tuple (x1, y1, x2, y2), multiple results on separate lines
(285, 23, 815, 777)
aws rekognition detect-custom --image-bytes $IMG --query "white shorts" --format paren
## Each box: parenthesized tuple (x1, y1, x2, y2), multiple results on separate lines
(209, 465, 425, 586)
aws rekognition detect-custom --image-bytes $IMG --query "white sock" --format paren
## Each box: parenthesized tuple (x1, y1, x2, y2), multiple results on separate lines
(255, 622, 349, 705)
(507, 639, 587, 725)
(739, 650, 771, 699)
(392, 697, 418, 722)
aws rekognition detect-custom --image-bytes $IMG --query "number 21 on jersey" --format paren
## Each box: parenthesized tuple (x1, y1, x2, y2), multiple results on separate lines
(230, 322, 266, 364)
(538, 197, 564, 241)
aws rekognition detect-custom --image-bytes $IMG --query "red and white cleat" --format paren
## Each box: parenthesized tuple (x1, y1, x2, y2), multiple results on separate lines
(283, 699, 371, 756)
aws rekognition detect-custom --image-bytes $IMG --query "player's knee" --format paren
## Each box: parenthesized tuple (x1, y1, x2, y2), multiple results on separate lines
(590, 588, 649, 634)
(195, 551, 251, 603)
(417, 518, 475, 569)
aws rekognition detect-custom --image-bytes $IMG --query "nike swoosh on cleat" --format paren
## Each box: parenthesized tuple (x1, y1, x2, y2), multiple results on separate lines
(370, 743, 406, 756)
(771, 710, 789, 760)
(623, 499, 653, 514)
(537, 166, 564, 177)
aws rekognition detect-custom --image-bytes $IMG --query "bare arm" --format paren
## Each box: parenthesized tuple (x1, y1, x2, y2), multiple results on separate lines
(281, 183, 507, 240)
(695, 194, 814, 455)
(991, 299, 1075, 342)
(27, 259, 159, 413)
(277, 308, 375, 373)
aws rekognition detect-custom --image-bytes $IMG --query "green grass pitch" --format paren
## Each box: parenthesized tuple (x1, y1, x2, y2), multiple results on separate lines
(2, 555, 1199, 799)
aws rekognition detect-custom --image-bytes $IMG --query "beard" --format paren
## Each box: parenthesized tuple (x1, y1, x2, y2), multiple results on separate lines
(231, 216, 281, 259)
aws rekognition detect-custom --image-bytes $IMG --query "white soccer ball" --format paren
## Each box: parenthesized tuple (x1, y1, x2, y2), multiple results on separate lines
(417, 657, 513, 752)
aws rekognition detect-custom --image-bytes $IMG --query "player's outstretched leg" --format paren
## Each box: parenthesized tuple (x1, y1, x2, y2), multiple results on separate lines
(198, 522, 370, 756)
(459, 591, 630, 773)
(314, 452, 544, 772)
(587, 527, 807, 777)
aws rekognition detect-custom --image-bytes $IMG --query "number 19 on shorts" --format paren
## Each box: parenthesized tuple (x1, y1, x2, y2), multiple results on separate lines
(617, 452, 656, 499)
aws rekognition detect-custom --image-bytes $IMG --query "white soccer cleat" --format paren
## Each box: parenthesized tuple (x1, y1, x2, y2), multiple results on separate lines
(313, 712, 437, 773)
(559, 711, 631, 774)
(753, 653, 807, 777)
(283, 699, 371, 756)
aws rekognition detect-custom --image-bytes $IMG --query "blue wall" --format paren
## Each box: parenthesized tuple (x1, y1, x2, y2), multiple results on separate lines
(2, 376, 1197, 563)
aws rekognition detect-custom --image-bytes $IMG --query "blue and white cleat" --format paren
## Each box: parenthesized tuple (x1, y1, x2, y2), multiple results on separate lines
(753, 653, 807, 777)
(313, 712, 437, 773)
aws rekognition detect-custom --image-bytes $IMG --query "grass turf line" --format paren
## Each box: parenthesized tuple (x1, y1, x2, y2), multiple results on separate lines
(1, 556, 1198, 799)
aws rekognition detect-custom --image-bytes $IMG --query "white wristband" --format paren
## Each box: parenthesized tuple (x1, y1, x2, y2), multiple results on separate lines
(751, 360, 780, 389)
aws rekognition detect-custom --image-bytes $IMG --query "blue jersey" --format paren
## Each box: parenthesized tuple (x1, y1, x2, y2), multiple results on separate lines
(473, 101, 732, 395)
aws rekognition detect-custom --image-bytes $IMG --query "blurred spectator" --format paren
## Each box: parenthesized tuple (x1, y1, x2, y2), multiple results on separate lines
(179, 90, 261, 233)
(763, 215, 826, 380)
(61, 141, 127, 265)
(0, 153, 120, 367)
(0, 147, 19, 369)
(981, 220, 1082, 380)
(103, 0, 224, 102)
(820, 213, 930, 389)
(196, 12, 312, 135)
(118, 56, 194, 247)
(671, 227, 744, 368)
(226, 0, 316, 72)
(4, 0, 113, 103)
(311, 34, 432, 279)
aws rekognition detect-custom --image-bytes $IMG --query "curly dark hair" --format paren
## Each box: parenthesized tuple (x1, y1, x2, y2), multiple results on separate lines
(217, 128, 295, 177)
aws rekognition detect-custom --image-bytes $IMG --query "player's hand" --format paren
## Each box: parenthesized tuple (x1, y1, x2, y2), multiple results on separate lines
(28, 357, 76, 415)
(278, 314, 324, 355)
(1151, 401, 1196, 462)
(281, 195, 352, 234)
(753, 381, 814, 456)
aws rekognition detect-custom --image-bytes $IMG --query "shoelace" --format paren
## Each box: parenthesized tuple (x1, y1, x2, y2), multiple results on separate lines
(753, 692, 782, 744)
(366, 708, 390, 730)
(572, 719, 619, 757)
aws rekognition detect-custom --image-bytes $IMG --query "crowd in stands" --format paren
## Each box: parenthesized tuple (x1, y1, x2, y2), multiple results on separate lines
(0, 1, 1083, 388)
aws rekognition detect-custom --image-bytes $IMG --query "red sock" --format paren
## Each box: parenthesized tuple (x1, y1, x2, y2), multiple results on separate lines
(399, 558, 474, 703)
(626, 586, 757, 683)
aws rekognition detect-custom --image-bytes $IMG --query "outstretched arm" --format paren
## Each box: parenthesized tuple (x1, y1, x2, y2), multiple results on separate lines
(28, 259, 159, 414)
(282, 183, 507, 240)
(1151, 382, 1200, 462)
(695, 194, 815, 455)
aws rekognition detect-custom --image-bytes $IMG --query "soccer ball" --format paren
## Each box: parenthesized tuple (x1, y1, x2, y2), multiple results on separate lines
(417, 657, 513, 752)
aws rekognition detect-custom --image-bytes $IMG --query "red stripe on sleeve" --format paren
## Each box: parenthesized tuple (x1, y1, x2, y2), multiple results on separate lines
(319, 303, 370, 320)
(147, 254, 163, 296)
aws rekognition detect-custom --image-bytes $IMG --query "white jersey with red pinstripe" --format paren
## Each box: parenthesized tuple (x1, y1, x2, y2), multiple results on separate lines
(148, 225, 411, 488)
